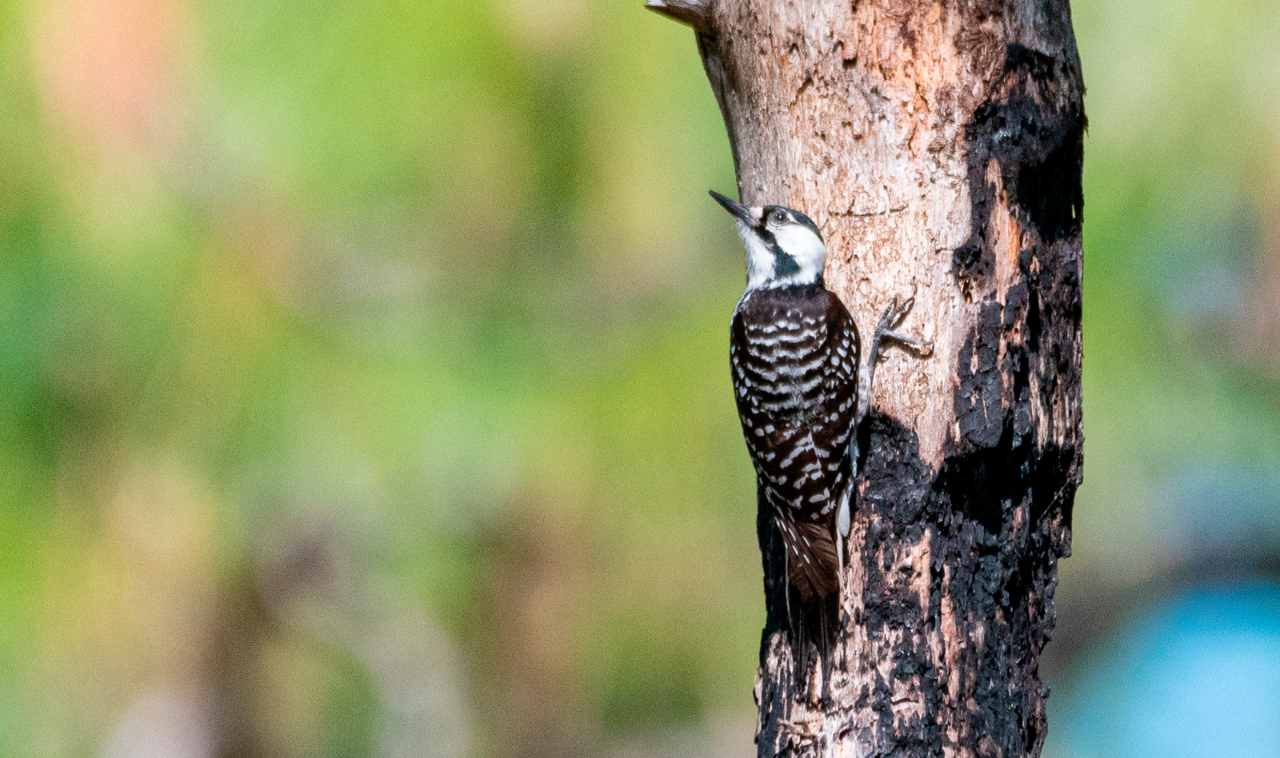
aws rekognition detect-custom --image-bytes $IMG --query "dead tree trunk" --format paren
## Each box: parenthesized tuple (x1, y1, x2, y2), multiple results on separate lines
(648, 1, 1084, 756)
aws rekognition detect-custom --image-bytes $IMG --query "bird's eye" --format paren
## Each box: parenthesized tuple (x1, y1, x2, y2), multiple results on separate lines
(770, 210, 787, 224)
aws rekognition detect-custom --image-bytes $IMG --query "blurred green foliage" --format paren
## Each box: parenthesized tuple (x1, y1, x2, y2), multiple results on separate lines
(1, 0, 1280, 756)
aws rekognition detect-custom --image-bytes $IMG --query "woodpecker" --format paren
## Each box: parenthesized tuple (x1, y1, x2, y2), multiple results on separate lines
(711, 189, 930, 655)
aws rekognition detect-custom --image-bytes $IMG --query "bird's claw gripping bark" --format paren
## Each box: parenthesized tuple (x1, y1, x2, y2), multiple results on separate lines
(852, 288, 934, 475)
(870, 289, 933, 367)
(876, 293, 912, 334)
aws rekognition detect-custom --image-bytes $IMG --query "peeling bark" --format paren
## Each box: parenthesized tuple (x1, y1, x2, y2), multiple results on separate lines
(651, 2, 1084, 756)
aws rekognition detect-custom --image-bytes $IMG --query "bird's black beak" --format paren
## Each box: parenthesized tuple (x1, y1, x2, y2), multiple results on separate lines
(709, 190, 757, 227)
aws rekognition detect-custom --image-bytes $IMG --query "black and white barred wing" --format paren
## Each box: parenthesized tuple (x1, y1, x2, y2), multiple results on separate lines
(730, 289, 861, 602)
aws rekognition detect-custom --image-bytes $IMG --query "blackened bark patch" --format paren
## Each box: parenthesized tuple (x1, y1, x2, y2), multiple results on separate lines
(934, 415, 1075, 540)
(1017, 132, 1083, 243)
(936, 420, 1021, 536)
(856, 414, 945, 754)
(955, 43, 1085, 289)
(1026, 285, 1043, 352)
(858, 406, 1072, 758)
(955, 302, 1005, 450)
(858, 413, 934, 528)
(1031, 445, 1078, 531)
(949, 230, 1082, 532)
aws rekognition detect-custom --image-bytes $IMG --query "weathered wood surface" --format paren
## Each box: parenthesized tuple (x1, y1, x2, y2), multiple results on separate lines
(651, 1, 1085, 756)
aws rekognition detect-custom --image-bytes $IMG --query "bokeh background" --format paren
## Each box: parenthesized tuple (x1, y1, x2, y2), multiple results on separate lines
(2, 0, 1279, 756)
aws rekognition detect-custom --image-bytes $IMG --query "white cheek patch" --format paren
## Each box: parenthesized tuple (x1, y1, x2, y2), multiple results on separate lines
(770, 225, 826, 285)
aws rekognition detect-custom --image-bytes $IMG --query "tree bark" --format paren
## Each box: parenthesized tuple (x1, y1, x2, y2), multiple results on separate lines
(649, 1, 1084, 756)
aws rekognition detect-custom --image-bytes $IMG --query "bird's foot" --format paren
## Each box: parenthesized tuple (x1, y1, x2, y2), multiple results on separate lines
(871, 287, 934, 361)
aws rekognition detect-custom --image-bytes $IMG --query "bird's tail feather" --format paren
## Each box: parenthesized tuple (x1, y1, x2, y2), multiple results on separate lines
(778, 514, 841, 671)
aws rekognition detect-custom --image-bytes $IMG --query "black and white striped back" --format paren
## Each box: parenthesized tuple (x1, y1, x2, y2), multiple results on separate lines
(729, 280, 861, 602)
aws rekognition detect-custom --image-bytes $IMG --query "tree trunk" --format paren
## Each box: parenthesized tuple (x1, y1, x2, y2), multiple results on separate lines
(648, 1, 1084, 756)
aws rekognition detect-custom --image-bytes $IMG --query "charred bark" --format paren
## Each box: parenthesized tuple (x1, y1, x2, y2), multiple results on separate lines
(650, 2, 1084, 756)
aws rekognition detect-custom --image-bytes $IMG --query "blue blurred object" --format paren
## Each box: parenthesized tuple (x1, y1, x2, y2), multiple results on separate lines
(1052, 581, 1280, 758)
(1161, 465, 1280, 559)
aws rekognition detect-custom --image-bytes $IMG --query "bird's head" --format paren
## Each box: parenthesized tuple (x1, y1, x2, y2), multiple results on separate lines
(710, 190, 826, 290)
